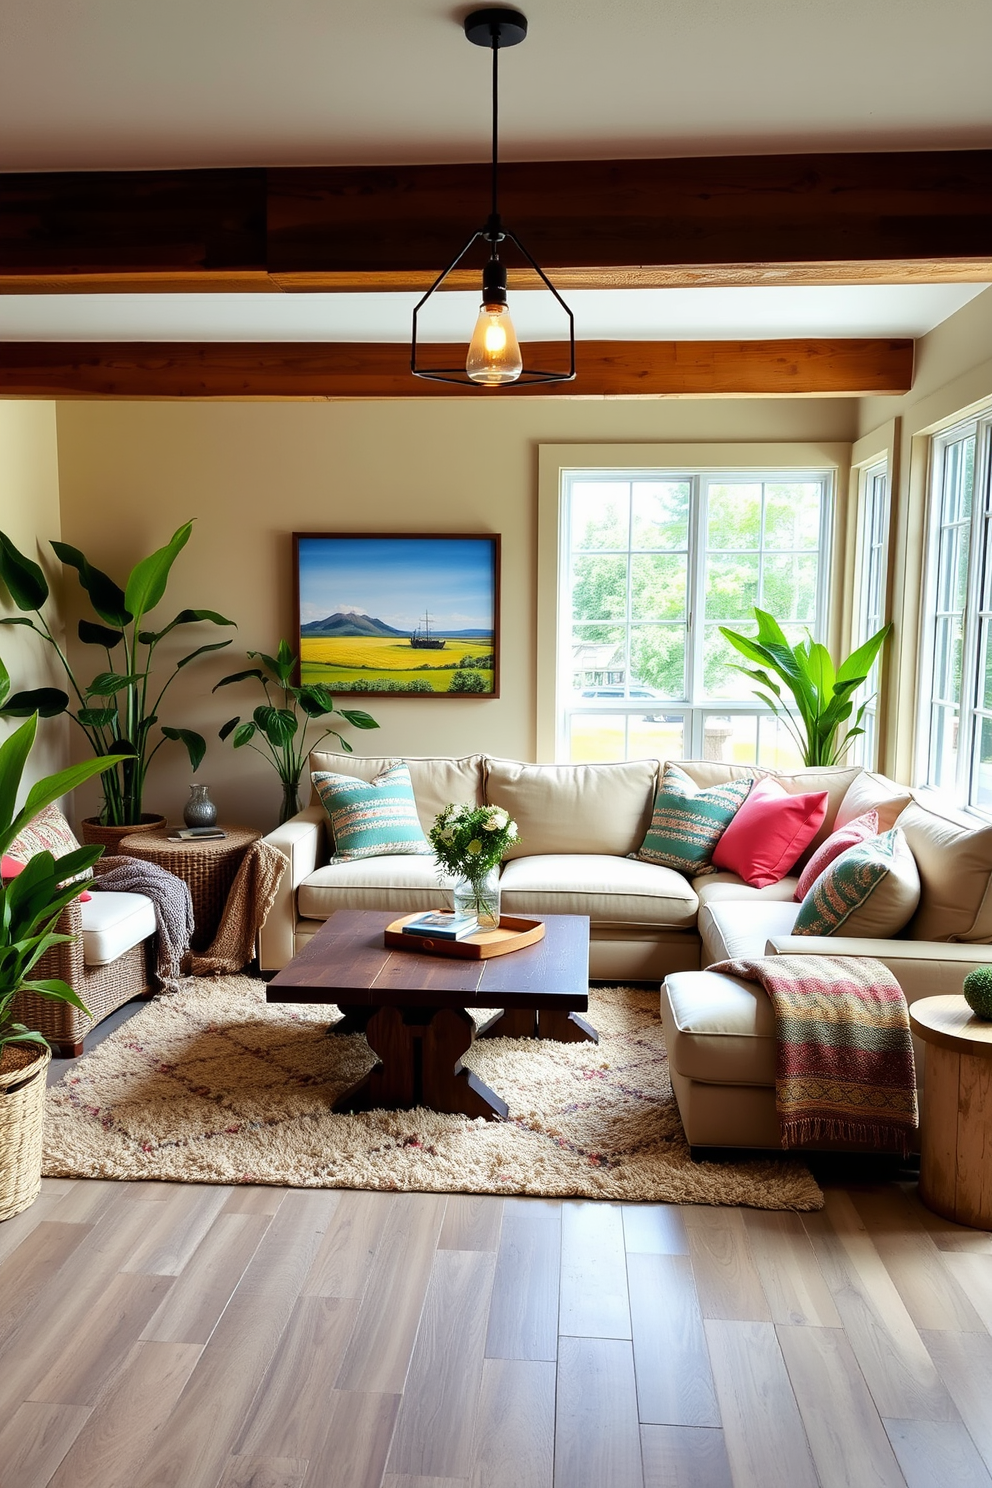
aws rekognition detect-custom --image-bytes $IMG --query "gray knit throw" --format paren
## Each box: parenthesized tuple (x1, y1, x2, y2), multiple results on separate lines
(91, 855, 194, 992)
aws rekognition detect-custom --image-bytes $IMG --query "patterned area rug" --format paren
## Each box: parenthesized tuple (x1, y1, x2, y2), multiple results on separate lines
(43, 976, 823, 1209)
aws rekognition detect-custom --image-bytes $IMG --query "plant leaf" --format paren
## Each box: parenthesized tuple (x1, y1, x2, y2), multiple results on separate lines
(85, 671, 141, 697)
(76, 706, 118, 727)
(78, 618, 124, 649)
(212, 668, 266, 691)
(51, 541, 131, 626)
(232, 722, 257, 748)
(176, 639, 233, 669)
(123, 522, 192, 626)
(160, 727, 206, 772)
(0, 532, 49, 611)
(338, 709, 380, 730)
(835, 623, 893, 685)
(218, 716, 240, 741)
(0, 688, 69, 718)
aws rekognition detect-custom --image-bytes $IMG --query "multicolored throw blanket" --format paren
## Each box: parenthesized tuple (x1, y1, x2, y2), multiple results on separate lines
(709, 955, 918, 1153)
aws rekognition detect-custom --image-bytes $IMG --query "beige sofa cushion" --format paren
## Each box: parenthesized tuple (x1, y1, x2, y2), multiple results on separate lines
(662, 971, 776, 1085)
(484, 757, 656, 860)
(499, 853, 698, 927)
(307, 751, 484, 838)
(298, 855, 453, 920)
(834, 770, 912, 834)
(699, 900, 802, 965)
(674, 761, 861, 860)
(898, 795, 992, 942)
(694, 872, 801, 908)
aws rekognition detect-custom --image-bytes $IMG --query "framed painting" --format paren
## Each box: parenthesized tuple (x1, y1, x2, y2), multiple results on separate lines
(293, 533, 501, 697)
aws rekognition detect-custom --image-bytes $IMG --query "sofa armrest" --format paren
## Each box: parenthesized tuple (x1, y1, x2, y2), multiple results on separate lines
(257, 804, 327, 972)
(764, 935, 992, 1002)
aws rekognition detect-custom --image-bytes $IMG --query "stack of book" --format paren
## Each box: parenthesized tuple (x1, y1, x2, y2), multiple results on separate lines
(401, 910, 480, 941)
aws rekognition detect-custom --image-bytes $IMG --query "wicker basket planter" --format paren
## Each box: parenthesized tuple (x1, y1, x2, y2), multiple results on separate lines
(0, 1042, 51, 1222)
(80, 814, 167, 854)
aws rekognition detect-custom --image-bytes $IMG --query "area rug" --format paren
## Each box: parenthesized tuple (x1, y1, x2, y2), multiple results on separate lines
(43, 975, 824, 1209)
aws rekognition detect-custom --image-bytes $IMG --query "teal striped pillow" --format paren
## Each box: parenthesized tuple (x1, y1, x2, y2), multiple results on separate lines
(312, 762, 431, 863)
(636, 764, 752, 874)
(793, 828, 919, 937)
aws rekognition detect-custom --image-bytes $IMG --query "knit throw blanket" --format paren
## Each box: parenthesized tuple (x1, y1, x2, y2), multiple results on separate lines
(191, 839, 288, 977)
(92, 856, 194, 993)
(709, 954, 919, 1153)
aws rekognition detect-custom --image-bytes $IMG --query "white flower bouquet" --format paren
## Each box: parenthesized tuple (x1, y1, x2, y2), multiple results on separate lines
(428, 802, 520, 925)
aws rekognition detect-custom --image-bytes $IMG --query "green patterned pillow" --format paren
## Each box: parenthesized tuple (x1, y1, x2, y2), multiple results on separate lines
(793, 827, 920, 937)
(311, 761, 431, 863)
(635, 764, 752, 874)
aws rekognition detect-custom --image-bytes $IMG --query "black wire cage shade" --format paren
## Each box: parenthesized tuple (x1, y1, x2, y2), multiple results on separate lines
(411, 8, 576, 388)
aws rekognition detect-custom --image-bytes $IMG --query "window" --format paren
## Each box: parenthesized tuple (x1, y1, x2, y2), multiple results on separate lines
(558, 470, 832, 764)
(921, 413, 992, 809)
(851, 458, 890, 768)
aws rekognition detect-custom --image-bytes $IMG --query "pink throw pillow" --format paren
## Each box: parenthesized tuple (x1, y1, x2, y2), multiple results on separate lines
(794, 808, 879, 901)
(1, 852, 91, 900)
(711, 776, 829, 888)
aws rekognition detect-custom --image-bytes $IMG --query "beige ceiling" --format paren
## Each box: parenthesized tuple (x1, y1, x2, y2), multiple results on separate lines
(1, 0, 990, 172)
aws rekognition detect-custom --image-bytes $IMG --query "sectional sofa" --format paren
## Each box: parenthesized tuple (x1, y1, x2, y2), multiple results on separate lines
(260, 749, 992, 1150)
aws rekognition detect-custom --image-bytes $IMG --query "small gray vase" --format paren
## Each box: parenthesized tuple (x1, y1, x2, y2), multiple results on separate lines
(183, 783, 218, 828)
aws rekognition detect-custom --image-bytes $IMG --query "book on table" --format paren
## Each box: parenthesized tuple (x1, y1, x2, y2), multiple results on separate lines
(402, 911, 481, 941)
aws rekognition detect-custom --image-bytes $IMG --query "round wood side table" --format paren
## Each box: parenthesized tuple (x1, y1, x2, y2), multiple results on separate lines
(118, 826, 260, 952)
(910, 994, 992, 1230)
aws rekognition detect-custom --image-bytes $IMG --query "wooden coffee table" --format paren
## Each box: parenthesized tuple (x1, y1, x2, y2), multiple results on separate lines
(267, 908, 594, 1121)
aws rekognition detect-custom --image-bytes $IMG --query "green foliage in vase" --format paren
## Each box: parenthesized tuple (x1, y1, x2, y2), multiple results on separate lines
(0, 699, 131, 1054)
(963, 965, 992, 1021)
(0, 522, 235, 826)
(719, 608, 893, 767)
(214, 639, 379, 823)
(428, 803, 520, 883)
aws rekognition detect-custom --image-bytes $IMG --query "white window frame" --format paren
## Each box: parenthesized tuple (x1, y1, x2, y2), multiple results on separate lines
(850, 457, 890, 768)
(548, 462, 835, 763)
(919, 411, 992, 811)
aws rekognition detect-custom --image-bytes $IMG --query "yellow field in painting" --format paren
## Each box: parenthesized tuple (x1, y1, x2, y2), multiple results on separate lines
(300, 635, 494, 693)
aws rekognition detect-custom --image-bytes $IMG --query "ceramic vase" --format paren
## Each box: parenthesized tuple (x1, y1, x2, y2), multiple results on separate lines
(183, 784, 218, 828)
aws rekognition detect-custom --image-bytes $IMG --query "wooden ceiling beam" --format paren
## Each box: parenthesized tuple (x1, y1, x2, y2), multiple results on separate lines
(0, 339, 913, 398)
(0, 153, 990, 292)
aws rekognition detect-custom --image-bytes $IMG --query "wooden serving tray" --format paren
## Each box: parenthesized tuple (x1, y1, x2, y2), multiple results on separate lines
(384, 914, 546, 960)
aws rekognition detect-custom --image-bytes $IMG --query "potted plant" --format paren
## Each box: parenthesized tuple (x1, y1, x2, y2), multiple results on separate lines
(0, 522, 235, 846)
(428, 802, 520, 928)
(214, 639, 379, 823)
(0, 703, 130, 1221)
(720, 608, 892, 767)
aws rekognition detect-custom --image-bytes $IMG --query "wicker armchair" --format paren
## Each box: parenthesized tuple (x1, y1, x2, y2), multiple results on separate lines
(13, 894, 154, 1058)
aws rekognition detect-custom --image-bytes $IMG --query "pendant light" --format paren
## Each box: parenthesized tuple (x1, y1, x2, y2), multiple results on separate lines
(411, 8, 575, 388)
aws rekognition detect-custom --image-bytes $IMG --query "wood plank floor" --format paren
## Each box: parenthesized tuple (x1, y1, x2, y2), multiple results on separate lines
(1, 1175, 990, 1487)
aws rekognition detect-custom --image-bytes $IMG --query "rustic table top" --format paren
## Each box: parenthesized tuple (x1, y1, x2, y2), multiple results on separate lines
(267, 908, 591, 1010)
(119, 825, 260, 859)
(909, 994, 992, 1058)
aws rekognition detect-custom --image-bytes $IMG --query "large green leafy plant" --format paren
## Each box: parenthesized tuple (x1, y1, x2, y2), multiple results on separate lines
(0, 702, 131, 1056)
(0, 523, 234, 826)
(214, 639, 379, 823)
(720, 609, 892, 767)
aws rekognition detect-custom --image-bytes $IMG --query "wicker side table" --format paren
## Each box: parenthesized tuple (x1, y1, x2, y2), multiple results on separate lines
(119, 826, 261, 952)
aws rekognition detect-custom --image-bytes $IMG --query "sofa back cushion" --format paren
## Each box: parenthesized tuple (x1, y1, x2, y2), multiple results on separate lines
(834, 770, 913, 834)
(898, 795, 992, 942)
(674, 761, 861, 861)
(308, 752, 484, 839)
(483, 757, 657, 860)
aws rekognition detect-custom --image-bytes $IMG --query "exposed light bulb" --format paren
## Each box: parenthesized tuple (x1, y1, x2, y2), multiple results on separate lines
(466, 301, 523, 385)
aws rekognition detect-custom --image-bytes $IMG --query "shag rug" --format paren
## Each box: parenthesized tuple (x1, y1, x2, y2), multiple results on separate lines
(43, 975, 824, 1210)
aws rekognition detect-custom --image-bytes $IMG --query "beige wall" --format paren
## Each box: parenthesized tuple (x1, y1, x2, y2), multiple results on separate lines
(54, 396, 857, 829)
(0, 402, 67, 795)
(856, 286, 992, 784)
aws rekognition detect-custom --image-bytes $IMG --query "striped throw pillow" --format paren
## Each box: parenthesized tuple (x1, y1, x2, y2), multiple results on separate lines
(312, 761, 431, 863)
(793, 828, 920, 938)
(635, 765, 752, 874)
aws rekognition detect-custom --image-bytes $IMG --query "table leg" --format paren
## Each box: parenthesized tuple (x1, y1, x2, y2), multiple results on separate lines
(331, 1005, 508, 1121)
(479, 1008, 538, 1039)
(537, 1008, 599, 1043)
(328, 1004, 374, 1037)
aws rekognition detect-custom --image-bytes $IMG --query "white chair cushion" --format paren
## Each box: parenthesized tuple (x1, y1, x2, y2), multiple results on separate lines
(81, 892, 156, 966)
(662, 971, 776, 1085)
(693, 871, 801, 908)
(298, 855, 454, 920)
(699, 900, 802, 965)
(499, 853, 698, 928)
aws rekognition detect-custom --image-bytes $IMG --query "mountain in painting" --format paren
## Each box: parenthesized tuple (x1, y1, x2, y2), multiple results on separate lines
(300, 611, 409, 638)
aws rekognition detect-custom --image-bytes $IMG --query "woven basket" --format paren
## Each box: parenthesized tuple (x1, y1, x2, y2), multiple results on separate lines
(80, 814, 167, 854)
(0, 1042, 52, 1223)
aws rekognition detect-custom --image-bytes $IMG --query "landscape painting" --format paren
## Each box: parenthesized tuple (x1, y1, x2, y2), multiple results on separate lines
(294, 534, 500, 696)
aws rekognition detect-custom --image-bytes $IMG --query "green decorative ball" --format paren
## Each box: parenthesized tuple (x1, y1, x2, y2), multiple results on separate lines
(963, 965, 992, 1020)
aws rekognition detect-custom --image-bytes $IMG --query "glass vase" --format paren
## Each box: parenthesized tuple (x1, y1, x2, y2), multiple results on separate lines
(452, 867, 501, 929)
(183, 783, 217, 828)
(279, 780, 302, 825)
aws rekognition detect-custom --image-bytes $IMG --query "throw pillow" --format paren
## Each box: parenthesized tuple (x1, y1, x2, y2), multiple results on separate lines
(311, 761, 431, 863)
(635, 763, 752, 874)
(794, 809, 879, 902)
(7, 803, 93, 894)
(792, 827, 920, 938)
(711, 776, 829, 889)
